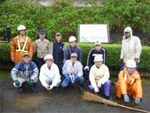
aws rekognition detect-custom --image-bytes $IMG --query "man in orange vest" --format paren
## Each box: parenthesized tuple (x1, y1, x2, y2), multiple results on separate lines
(10, 25, 33, 65)
(114, 59, 142, 105)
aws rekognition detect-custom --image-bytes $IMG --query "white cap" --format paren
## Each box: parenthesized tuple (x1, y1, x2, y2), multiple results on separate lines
(71, 53, 78, 57)
(95, 40, 101, 46)
(124, 27, 132, 33)
(94, 54, 103, 62)
(44, 54, 53, 60)
(69, 36, 76, 42)
(126, 59, 136, 68)
(17, 25, 26, 31)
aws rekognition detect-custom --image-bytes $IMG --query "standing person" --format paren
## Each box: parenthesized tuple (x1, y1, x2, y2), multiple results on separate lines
(89, 55, 111, 100)
(51, 32, 66, 76)
(61, 53, 84, 92)
(11, 53, 38, 93)
(64, 36, 82, 63)
(34, 29, 51, 70)
(39, 54, 61, 91)
(119, 27, 142, 71)
(10, 25, 33, 65)
(114, 27, 142, 84)
(84, 40, 107, 81)
(114, 59, 142, 105)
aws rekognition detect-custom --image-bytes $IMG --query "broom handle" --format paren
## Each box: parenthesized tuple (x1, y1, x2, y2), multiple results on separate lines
(117, 104, 150, 113)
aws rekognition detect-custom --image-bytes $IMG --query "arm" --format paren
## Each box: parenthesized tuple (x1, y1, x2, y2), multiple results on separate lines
(51, 43, 53, 55)
(39, 66, 48, 87)
(63, 45, 67, 62)
(120, 40, 124, 59)
(78, 47, 82, 62)
(77, 63, 83, 77)
(28, 38, 33, 58)
(48, 41, 51, 54)
(87, 49, 94, 69)
(11, 63, 21, 81)
(10, 38, 16, 58)
(64, 47, 69, 61)
(51, 65, 61, 87)
(99, 65, 110, 84)
(135, 37, 142, 59)
(33, 41, 37, 54)
(30, 62, 38, 80)
(89, 66, 97, 88)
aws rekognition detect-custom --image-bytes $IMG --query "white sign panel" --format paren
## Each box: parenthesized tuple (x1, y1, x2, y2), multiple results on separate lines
(78, 24, 110, 43)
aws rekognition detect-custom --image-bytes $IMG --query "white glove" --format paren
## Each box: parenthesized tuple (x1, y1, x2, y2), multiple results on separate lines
(94, 87, 99, 93)
(97, 81, 102, 88)
(13, 82, 21, 87)
(45, 85, 51, 91)
(124, 94, 130, 103)
(50, 85, 54, 90)
(135, 97, 140, 105)
(84, 66, 89, 70)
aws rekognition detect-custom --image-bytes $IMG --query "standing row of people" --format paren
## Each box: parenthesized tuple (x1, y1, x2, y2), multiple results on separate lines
(10, 25, 142, 105)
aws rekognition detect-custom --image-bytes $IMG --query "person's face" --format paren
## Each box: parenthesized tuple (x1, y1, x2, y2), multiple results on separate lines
(23, 56, 31, 64)
(127, 67, 135, 75)
(95, 45, 102, 51)
(70, 41, 76, 48)
(125, 32, 131, 38)
(20, 30, 26, 35)
(56, 35, 61, 42)
(46, 59, 53, 67)
(71, 57, 77, 64)
(95, 61, 102, 67)
(39, 34, 46, 40)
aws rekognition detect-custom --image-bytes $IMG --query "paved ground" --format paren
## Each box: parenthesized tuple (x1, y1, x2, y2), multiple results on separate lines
(0, 77, 150, 113)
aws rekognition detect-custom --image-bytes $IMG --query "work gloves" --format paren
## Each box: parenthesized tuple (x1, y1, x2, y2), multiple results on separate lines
(74, 75, 79, 82)
(64, 73, 71, 81)
(15, 80, 20, 86)
(124, 94, 130, 103)
(84, 66, 89, 70)
(97, 80, 102, 88)
(29, 80, 33, 85)
(94, 86, 99, 93)
(135, 97, 140, 105)
(45, 84, 54, 91)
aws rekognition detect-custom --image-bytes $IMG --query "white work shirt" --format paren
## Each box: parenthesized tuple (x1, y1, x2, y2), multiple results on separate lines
(39, 63, 61, 87)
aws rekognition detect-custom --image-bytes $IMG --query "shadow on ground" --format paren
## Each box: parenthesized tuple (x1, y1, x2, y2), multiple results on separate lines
(0, 77, 150, 113)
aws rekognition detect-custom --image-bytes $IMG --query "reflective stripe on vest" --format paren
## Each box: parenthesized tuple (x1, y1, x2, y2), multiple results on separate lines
(124, 73, 135, 85)
(16, 36, 29, 53)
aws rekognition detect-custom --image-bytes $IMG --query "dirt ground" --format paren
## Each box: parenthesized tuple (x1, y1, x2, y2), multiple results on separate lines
(0, 77, 150, 113)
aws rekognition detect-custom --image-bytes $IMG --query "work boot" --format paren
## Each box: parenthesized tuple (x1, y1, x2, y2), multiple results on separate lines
(30, 83, 38, 92)
(18, 84, 24, 93)
(104, 94, 110, 100)
(113, 94, 119, 99)
(79, 85, 84, 93)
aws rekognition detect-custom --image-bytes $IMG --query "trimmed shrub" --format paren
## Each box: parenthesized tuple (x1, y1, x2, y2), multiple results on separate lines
(0, 42, 150, 76)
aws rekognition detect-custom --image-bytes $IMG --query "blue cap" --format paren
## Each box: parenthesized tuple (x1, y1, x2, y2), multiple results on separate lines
(55, 32, 61, 36)
(39, 29, 46, 34)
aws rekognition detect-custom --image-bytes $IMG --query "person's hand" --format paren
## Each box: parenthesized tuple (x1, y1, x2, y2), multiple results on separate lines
(124, 94, 130, 103)
(97, 81, 102, 88)
(49, 85, 54, 90)
(64, 73, 71, 81)
(74, 75, 79, 82)
(84, 66, 89, 70)
(134, 58, 138, 64)
(45, 85, 50, 91)
(15, 80, 20, 86)
(29, 80, 33, 85)
(11, 57, 15, 62)
(94, 87, 99, 93)
(119, 58, 123, 62)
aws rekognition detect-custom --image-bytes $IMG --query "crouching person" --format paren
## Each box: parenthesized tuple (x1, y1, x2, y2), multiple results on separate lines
(39, 54, 61, 91)
(114, 59, 142, 105)
(11, 53, 38, 93)
(61, 53, 84, 92)
(89, 55, 111, 100)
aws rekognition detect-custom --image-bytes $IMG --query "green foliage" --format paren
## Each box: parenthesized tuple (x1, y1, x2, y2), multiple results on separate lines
(0, 0, 149, 42)
(0, 43, 150, 74)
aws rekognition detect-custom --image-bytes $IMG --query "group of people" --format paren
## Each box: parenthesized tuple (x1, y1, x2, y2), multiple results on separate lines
(10, 25, 142, 105)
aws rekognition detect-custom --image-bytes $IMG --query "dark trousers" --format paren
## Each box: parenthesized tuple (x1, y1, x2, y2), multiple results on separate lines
(38, 58, 45, 71)
(55, 63, 63, 76)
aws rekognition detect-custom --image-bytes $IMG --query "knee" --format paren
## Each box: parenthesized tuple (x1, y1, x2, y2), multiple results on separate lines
(61, 81, 68, 88)
(105, 80, 111, 85)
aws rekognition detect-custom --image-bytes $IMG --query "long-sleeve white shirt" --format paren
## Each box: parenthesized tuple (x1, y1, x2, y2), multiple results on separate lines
(39, 63, 61, 87)
(89, 64, 110, 88)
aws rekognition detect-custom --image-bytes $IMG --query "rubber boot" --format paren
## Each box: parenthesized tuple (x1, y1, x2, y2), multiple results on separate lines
(31, 83, 38, 92)
(80, 85, 84, 93)
(18, 84, 24, 93)
(104, 94, 110, 100)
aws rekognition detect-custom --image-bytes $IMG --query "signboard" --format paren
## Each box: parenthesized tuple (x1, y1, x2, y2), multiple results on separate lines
(78, 24, 110, 43)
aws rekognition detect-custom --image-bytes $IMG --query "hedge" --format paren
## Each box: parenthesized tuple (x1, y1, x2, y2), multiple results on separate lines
(0, 42, 150, 76)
